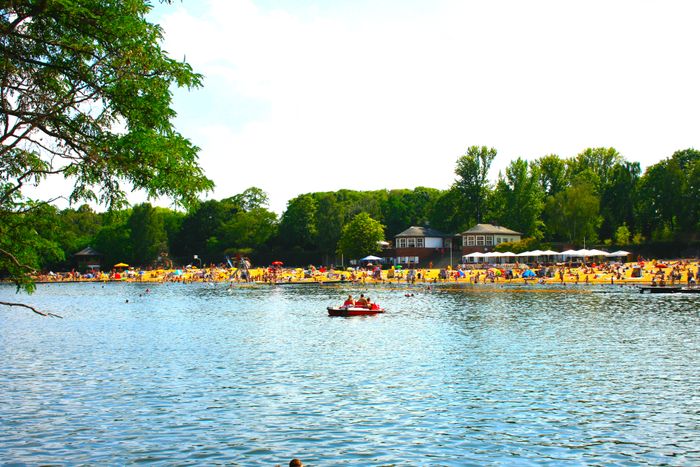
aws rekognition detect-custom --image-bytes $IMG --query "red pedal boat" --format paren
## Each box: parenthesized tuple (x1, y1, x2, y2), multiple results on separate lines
(327, 306, 385, 317)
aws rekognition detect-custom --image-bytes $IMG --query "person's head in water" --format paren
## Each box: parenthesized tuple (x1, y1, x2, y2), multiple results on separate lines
(290, 459, 303, 467)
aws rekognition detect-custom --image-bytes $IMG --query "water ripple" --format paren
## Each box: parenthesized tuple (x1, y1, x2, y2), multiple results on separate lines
(1, 283, 699, 465)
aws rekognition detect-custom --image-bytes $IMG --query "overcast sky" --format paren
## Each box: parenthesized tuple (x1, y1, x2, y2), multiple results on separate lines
(147, 0, 700, 214)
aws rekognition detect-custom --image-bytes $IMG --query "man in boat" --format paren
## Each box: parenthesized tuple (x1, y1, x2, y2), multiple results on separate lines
(342, 295, 355, 307)
(355, 294, 368, 308)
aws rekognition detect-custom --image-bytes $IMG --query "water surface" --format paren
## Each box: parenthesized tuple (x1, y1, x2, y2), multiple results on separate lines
(1, 282, 699, 465)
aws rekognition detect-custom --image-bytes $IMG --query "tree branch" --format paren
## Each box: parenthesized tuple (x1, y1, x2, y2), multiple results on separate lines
(0, 301, 62, 318)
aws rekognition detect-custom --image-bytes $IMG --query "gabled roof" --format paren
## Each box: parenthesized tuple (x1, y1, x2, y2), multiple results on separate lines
(395, 226, 450, 238)
(461, 223, 521, 236)
(74, 246, 102, 256)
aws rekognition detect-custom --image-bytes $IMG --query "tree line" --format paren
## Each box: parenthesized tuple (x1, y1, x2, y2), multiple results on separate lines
(25, 146, 699, 272)
(1, 1, 697, 299)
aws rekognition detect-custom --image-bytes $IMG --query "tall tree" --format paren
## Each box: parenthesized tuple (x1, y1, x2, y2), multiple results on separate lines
(491, 158, 545, 238)
(278, 194, 318, 249)
(599, 161, 640, 240)
(337, 212, 385, 260)
(454, 146, 497, 224)
(128, 203, 167, 266)
(545, 177, 601, 245)
(568, 147, 623, 191)
(1, 1, 212, 296)
(428, 187, 465, 233)
(637, 158, 685, 239)
(533, 154, 568, 198)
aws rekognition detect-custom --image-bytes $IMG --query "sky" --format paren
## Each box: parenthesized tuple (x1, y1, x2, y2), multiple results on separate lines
(142, 0, 699, 214)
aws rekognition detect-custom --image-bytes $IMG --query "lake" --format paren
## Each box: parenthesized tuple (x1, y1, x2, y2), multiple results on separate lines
(1, 282, 699, 465)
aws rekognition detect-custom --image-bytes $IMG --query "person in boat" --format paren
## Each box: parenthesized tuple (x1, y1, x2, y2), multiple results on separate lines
(342, 295, 355, 307)
(355, 294, 368, 308)
(366, 296, 380, 310)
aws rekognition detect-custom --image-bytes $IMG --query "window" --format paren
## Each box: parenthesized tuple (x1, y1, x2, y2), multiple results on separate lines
(416, 238, 424, 248)
(467, 236, 475, 246)
(397, 238, 406, 248)
(476, 236, 485, 246)
(486, 236, 493, 246)
(407, 238, 416, 248)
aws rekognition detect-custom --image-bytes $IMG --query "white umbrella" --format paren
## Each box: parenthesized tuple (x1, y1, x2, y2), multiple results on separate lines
(607, 250, 630, 257)
(463, 252, 485, 263)
(490, 251, 517, 263)
(516, 250, 534, 257)
(560, 249, 579, 257)
(587, 249, 609, 257)
(361, 255, 382, 261)
(574, 249, 592, 257)
(540, 250, 559, 255)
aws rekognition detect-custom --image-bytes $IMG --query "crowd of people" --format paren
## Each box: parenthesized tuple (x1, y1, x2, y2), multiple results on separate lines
(31, 259, 700, 287)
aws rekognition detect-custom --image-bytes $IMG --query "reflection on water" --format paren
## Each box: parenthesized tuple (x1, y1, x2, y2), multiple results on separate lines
(1, 282, 699, 465)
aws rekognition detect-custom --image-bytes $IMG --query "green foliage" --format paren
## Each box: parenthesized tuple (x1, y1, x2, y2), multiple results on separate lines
(93, 220, 132, 269)
(533, 154, 568, 197)
(454, 146, 497, 224)
(1, 0, 212, 292)
(614, 224, 631, 245)
(568, 147, 623, 192)
(337, 213, 385, 259)
(278, 194, 318, 249)
(0, 203, 64, 291)
(545, 177, 601, 245)
(381, 187, 440, 238)
(129, 203, 168, 266)
(490, 158, 545, 239)
(428, 187, 466, 233)
(495, 237, 540, 254)
(173, 188, 278, 263)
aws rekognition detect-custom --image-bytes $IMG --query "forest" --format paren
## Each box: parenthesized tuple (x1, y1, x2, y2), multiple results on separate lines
(27, 146, 700, 271)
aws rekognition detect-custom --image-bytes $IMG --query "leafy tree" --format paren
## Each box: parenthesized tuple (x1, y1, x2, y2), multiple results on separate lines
(672, 149, 700, 233)
(637, 158, 684, 238)
(545, 177, 601, 245)
(568, 147, 623, 191)
(93, 217, 132, 269)
(614, 224, 631, 245)
(533, 154, 568, 197)
(55, 205, 103, 259)
(0, 203, 64, 292)
(128, 203, 167, 266)
(454, 146, 497, 224)
(491, 158, 545, 238)
(599, 161, 640, 239)
(173, 199, 233, 262)
(1, 1, 212, 298)
(229, 187, 269, 212)
(428, 187, 465, 233)
(278, 194, 318, 249)
(313, 192, 345, 261)
(337, 212, 385, 259)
